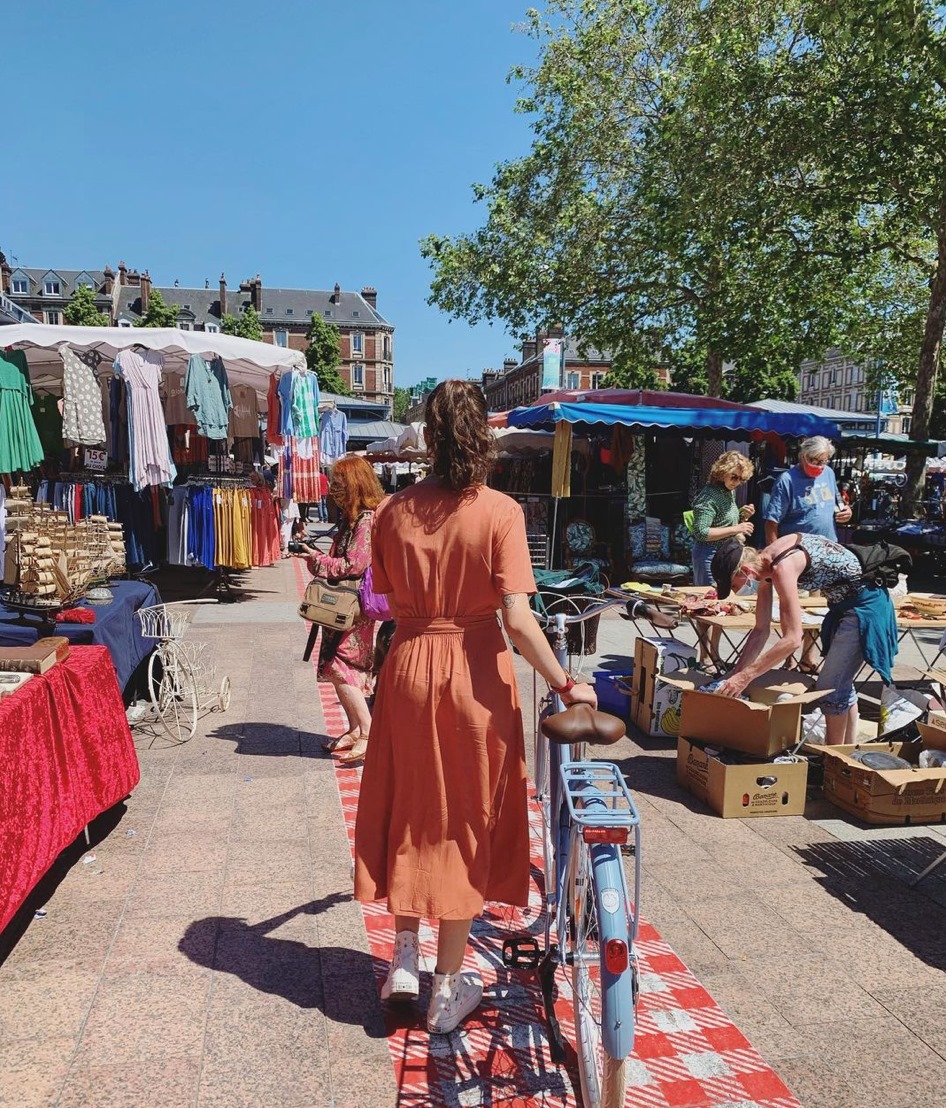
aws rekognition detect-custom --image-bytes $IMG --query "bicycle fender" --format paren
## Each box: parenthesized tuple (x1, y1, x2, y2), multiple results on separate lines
(590, 842, 637, 1061)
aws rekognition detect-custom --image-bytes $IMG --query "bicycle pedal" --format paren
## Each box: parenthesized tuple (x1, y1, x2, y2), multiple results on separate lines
(621, 843, 636, 857)
(502, 936, 541, 970)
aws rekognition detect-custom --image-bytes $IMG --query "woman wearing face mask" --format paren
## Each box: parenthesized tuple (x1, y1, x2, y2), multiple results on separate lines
(709, 531, 897, 746)
(764, 436, 852, 545)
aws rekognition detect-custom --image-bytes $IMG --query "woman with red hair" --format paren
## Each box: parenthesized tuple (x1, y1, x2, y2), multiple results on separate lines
(294, 454, 384, 764)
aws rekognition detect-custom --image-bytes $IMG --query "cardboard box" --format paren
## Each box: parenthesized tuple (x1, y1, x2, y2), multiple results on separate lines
(917, 714, 946, 752)
(665, 669, 826, 758)
(631, 637, 697, 738)
(676, 738, 808, 818)
(819, 740, 946, 825)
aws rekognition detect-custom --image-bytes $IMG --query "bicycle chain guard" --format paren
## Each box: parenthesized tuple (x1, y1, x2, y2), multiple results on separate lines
(502, 936, 541, 970)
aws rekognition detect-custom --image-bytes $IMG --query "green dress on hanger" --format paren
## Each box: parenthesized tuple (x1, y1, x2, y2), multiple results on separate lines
(0, 351, 44, 474)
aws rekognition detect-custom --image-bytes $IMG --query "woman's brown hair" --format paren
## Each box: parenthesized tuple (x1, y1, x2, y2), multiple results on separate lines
(708, 450, 754, 487)
(424, 379, 495, 490)
(328, 454, 384, 524)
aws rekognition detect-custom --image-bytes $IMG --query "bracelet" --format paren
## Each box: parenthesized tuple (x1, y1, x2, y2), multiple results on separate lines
(550, 676, 576, 697)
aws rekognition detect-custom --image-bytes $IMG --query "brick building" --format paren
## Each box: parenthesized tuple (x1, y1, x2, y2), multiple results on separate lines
(480, 329, 612, 412)
(0, 259, 394, 413)
(799, 348, 913, 434)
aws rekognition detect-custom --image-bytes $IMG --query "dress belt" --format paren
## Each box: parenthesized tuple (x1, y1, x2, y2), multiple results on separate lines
(396, 615, 499, 635)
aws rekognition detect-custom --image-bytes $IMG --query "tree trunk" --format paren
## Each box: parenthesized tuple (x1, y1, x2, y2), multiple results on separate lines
(706, 349, 724, 398)
(904, 201, 946, 514)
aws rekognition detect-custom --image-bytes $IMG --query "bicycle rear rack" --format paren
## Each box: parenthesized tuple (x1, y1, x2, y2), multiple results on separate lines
(560, 763, 641, 830)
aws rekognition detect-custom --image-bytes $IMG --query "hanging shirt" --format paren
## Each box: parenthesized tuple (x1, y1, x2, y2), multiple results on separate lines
(185, 353, 232, 439)
(60, 344, 107, 446)
(164, 370, 195, 425)
(266, 372, 283, 446)
(0, 352, 44, 474)
(319, 407, 349, 462)
(228, 383, 261, 439)
(291, 370, 319, 440)
(277, 372, 295, 438)
(31, 393, 64, 456)
(114, 349, 177, 491)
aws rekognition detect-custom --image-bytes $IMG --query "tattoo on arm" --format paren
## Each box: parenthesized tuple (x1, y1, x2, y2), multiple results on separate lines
(501, 593, 523, 609)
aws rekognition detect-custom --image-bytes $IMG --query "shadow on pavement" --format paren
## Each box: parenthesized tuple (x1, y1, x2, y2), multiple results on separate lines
(179, 893, 387, 1034)
(794, 838, 946, 970)
(206, 720, 330, 758)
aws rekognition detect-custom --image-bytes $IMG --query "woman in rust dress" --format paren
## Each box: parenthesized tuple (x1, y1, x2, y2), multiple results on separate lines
(294, 455, 384, 765)
(354, 380, 597, 1035)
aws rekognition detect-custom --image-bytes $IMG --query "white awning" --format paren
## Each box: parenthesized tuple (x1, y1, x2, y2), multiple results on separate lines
(0, 322, 303, 398)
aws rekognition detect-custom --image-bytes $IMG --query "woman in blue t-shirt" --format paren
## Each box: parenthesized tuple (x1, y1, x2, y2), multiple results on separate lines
(764, 436, 851, 544)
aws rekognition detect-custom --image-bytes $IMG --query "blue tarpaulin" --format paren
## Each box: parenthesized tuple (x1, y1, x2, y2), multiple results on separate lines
(506, 401, 840, 440)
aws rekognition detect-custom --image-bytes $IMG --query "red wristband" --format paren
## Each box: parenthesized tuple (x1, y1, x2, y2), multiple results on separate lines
(551, 677, 576, 697)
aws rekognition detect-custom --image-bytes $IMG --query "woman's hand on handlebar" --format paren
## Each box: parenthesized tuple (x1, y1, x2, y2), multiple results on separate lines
(562, 681, 597, 709)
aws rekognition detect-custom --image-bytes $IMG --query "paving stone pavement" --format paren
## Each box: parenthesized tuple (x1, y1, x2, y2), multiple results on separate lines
(2, 557, 946, 1106)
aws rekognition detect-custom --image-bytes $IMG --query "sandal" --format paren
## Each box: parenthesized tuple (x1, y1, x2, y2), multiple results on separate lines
(337, 740, 368, 766)
(322, 732, 356, 753)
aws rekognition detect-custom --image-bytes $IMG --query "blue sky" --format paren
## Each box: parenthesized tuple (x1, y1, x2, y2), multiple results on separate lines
(2, 1, 540, 388)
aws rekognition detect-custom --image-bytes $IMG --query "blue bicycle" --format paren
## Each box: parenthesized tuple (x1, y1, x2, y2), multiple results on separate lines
(504, 594, 676, 1108)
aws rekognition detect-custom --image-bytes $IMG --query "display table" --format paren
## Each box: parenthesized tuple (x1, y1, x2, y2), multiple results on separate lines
(0, 646, 140, 933)
(0, 580, 160, 691)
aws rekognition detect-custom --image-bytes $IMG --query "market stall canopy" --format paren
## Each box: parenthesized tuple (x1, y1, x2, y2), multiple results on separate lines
(0, 322, 303, 399)
(750, 397, 868, 425)
(364, 423, 579, 460)
(839, 430, 946, 457)
(505, 399, 841, 439)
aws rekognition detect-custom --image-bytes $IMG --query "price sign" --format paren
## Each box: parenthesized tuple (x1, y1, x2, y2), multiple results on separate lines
(84, 448, 108, 472)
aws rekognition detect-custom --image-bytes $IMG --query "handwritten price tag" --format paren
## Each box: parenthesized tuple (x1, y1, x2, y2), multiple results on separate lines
(84, 448, 108, 472)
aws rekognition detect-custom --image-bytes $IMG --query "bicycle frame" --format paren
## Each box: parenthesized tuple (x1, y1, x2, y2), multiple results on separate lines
(537, 610, 643, 1064)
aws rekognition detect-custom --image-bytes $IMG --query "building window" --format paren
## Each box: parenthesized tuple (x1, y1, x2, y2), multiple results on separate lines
(383, 334, 392, 360)
(206, 323, 219, 333)
(352, 363, 364, 389)
(179, 321, 192, 330)
(285, 308, 293, 316)
(352, 310, 360, 317)
(351, 332, 364, 357)
(274, 330, 289, 348)
(117, 319, 132, 328)
(902, 416, 912, 434)
(591, 372, 606, 389)
(11, 277, 28, 294)
(265, 308, 273, 315)
(566, 371, 580, 389)
(44, 280, 62, 296)
(44, 310, 62, 324)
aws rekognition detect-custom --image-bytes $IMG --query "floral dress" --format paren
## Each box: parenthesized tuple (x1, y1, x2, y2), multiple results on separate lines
(305, 511, 376, 694)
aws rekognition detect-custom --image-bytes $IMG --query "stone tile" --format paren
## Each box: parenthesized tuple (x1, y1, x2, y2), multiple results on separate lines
(229, 805, 309, 842)
(161, 774, 238, 806)
(197, 1053, 330, 1108)
(773, 1055, 862, 1108)
(125, 873, 224, 919)
(0, 1035, 74, 1108)
(225, 838, 314, 885)
(77, 971, 211, 1063)
(44, 855, 142, 905)
(5, 900, 125, 967)
(219, 880, 318, 924)
(57, 1055, 201, 1108)
(0, 964, 100, 1041)
(137, 824, 231, 877)
(106, 915, 217, 978)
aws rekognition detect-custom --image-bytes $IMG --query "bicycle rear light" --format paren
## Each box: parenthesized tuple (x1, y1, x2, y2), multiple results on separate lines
(604, 938, 628, 975)
(581, 827, 629, 844)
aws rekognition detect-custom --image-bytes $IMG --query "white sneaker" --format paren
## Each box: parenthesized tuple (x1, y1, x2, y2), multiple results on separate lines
(426, 970, 483, 1034)
(381, 931, 420, 1002)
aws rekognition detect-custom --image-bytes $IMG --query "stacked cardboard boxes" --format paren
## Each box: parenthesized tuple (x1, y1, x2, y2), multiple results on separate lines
(630, 638, 697, 738)
(671, 670, 823, 818)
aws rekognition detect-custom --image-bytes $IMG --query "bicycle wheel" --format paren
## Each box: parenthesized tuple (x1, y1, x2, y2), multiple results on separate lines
(155, 644, 199, 743)
(570, 839, 626, 1108)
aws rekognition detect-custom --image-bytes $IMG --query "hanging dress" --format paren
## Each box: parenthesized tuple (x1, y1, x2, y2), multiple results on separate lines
(60, 344, 107, 446)
(0, 351, 44, 474)
(114, 350, 177, 490)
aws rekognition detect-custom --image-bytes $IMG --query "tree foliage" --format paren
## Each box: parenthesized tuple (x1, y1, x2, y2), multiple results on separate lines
(63, 284, 108, 327)
(392, 386, 412, 422)
(305, 313, 351, 396)
(221, 305, 264, 342)
(135, 289, 179, 328)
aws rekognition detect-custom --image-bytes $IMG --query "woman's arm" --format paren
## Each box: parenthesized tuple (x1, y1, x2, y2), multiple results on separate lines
(719, 568, 804, 695)
(301, 515, 372, 578)
(500, 594, 597, 707)
(691, 491, 752, 542)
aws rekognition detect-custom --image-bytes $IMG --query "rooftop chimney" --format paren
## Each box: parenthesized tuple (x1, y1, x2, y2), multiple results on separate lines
(252, 274, 262, 312)
(0, 254, 11, 294)
(503, 357, 517, 373)
(219, 273, 227, 317)
(522, 339, 537, 361)
(140, 271, 152, 314)
(118, 260, 127, 286)
(361, 286, 377, 309)
(334, 282, 341, 304)
(103, 265, 115, 295)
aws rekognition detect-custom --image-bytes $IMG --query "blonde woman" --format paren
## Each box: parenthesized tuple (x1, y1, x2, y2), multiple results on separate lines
(690, 451, 756, 587)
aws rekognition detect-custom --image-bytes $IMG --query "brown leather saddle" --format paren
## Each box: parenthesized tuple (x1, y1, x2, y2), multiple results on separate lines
(541, 703, 627, 746)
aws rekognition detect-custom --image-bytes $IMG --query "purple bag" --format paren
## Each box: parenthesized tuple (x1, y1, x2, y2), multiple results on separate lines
(358, 564, 392, 622)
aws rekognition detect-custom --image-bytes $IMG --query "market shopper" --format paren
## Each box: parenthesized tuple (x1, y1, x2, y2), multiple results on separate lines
(317, 470, 330, 522)
(710, 532, 897, 745)
(353, 379, 596, 1036)
(764, 436, 852, 544)
(690, 451, 755, 585)
(293, 455, 384, 765)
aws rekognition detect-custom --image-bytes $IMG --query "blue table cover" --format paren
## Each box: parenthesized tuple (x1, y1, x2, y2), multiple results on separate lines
(0, 580, 161, 691)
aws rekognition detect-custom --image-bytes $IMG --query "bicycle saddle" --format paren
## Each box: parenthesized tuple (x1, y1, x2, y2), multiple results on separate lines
(541, 703, 627, 747)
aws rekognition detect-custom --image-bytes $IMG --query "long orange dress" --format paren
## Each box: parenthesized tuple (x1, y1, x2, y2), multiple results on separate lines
(354, 480, 536, 920)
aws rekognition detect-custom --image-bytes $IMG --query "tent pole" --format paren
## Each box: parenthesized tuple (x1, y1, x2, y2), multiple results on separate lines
(550, 496, 560, 570)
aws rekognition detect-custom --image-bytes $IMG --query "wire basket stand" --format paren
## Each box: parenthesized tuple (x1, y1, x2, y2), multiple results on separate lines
(133, 601, 231, 742)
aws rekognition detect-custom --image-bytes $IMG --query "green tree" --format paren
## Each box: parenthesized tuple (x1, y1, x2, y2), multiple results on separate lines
(392, 386, 411, 421)
(221, 305, 264, 342)
(422, 0, 861, 402)
(305, 313, 351, 396)
(135, 289, 179, 328)
(63, 284, 108, 327)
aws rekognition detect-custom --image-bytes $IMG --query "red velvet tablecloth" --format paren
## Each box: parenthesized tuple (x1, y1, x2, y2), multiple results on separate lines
(0, 646, 140, 933)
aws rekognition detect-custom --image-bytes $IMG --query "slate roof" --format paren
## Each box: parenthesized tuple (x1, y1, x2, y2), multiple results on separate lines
(346, 420, 406, 442)
(10, 267, 112, 297)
